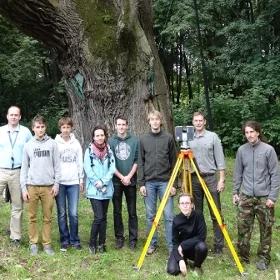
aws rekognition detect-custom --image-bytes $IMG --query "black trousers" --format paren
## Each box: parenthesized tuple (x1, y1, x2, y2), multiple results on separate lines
(89, 198, 110, 247)
(167, 241, 208, 276)
(192, 174, 224, 250)
(112, 184, 138, 243)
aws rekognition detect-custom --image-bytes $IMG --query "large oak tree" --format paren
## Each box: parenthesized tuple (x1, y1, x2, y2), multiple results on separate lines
(0, 0, 173, 146)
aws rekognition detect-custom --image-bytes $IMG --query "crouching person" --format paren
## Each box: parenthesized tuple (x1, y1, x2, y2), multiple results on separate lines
(167, 193, 208, 276)
(20, 115, 60, 256)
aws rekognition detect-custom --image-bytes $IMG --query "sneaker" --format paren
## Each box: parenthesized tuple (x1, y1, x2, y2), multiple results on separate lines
(72, 244, 82, 250)
(115, 238, 124, 249)
(89, 246, 97, 254)
(44, 245, 55, 256)
(147, 245, 157, 255)
(10, 239, 20, 247)
(60, 244, 69, 252)
(30, 244, 38, 256)
(256, 259, 268, 270)
(179, 260, 187, 276)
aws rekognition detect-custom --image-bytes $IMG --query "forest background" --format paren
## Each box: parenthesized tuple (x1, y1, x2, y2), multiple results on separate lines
(1, 0, 280, 154)
(0, 1, 280, 279)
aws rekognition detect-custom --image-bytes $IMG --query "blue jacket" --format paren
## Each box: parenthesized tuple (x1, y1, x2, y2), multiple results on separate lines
(84, 144, 116, 200)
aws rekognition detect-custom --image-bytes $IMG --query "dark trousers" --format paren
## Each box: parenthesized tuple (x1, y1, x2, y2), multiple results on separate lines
(112, 184, 138, 243)
(167, 241, 208, 275)
(89, 198, 110, 247)
(192, 174, 224, 250)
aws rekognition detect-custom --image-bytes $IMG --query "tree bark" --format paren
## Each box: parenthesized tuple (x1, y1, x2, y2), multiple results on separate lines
(0, 0, 173, 147)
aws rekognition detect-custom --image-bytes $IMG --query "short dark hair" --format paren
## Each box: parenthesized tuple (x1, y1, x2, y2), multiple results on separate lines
(91, 124, 108, 142)
(32, 115, 47, 127)
(58, 117, 73, 128)
(115, 115, 128, 125)
(178, 193, 194, 203)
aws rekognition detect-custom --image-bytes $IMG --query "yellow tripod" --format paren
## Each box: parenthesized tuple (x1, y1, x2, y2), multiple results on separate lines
(135, 149, 244, 275)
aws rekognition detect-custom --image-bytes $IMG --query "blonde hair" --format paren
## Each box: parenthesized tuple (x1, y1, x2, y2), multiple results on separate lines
(147, 110, 162, 121)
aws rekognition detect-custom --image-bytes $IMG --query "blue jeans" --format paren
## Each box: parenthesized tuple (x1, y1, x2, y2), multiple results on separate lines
(55, 184, 80, 246)
(144, 181, 174, 250)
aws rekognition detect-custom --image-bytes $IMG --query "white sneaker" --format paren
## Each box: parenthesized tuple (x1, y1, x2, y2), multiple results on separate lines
(44, 245, 55, 256)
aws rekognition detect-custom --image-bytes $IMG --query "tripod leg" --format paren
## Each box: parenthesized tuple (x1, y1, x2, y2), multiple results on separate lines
(189, 157, 244, 274)
(135, 154, 183, 271)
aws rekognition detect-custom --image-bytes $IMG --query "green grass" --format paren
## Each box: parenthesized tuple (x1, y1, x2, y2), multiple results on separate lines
(0, 157, 280, 279)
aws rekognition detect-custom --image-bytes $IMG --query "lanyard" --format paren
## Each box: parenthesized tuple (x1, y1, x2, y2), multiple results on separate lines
(8, 128, 19, 150)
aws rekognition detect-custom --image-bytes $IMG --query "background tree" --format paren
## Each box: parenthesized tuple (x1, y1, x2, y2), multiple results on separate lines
(0, 0, 173, 147)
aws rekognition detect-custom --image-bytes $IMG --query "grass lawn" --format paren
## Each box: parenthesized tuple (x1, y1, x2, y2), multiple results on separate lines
(0, 157, 279, 279)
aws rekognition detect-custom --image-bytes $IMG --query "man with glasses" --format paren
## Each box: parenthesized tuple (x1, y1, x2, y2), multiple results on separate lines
(167, 193, 208, 276)
(0, 106, 32, 246)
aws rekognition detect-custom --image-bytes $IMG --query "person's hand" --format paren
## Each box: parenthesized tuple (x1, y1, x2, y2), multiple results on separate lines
(22, 191, 30, 202)
(51, 185, 59, 197)
(232, 194, 240, 205)
(178, 245, 183, 257)
(179, 260, 187, 276)
(79, 182, 84, 192)
(139, 186, 147, 196)
(266, 199, 275, 208)
(121, 175, 131, 186)
(170, 187, 176, 196)
(95, 180, 103, 189)
(217, 180, 225, 192)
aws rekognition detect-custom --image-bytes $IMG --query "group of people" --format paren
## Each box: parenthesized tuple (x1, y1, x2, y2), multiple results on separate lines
(0, 106, 279, 276)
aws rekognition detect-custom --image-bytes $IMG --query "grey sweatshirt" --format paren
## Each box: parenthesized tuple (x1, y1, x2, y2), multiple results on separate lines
(233, 141, 280, 202)
(20, 134, 61, 192)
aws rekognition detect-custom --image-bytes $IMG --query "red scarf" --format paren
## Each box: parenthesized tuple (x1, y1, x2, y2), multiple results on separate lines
(92, 141, 108, 160)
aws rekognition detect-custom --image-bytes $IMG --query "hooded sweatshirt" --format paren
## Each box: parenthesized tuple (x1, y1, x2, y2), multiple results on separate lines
(55, 133, 84, 185)
(20, 134, 61, 192)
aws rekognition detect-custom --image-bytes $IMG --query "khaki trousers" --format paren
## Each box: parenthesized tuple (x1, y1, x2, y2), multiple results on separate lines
(0, 168, 23, 240)
(27, 186, 54, 245)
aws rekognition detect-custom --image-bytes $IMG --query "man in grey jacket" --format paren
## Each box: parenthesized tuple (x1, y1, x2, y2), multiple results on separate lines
(21, 115, 60, 256)
(233, 120, 280, 270)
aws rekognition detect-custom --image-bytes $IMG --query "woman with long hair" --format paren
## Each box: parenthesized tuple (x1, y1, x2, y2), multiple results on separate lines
(84, 125, 115, 254)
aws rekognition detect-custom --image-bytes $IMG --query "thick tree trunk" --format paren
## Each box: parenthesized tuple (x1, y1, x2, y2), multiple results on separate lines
(0, 0, 173, 147)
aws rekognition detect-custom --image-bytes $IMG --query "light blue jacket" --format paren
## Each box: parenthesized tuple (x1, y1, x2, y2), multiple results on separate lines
(84, 144, 116, 200)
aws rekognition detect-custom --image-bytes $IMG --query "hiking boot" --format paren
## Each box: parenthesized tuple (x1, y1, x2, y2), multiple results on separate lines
(89, 246, 97, 254)
(30, 244, 38, 256)
(115, 238, 124, 249)
(256, 259, 268, 270)
(147, 245, 157, 255)
(43, 245, 55, 256)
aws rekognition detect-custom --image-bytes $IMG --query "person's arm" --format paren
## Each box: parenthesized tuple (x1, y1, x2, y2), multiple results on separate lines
(100, 149, 116, 186)
(77, 141, 84, 190)
(83, 148, 99, 182)
(122, 163, 138, 186)
(232, 148, 243, 205)
(267, 147, 280, 207)
(51, 141, 60, 196)
(20, 144, 30, 201)
(171, 218, 184, 262)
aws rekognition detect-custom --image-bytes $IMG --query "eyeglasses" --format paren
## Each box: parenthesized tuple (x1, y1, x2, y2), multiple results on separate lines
(179, 201, 192, 205)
